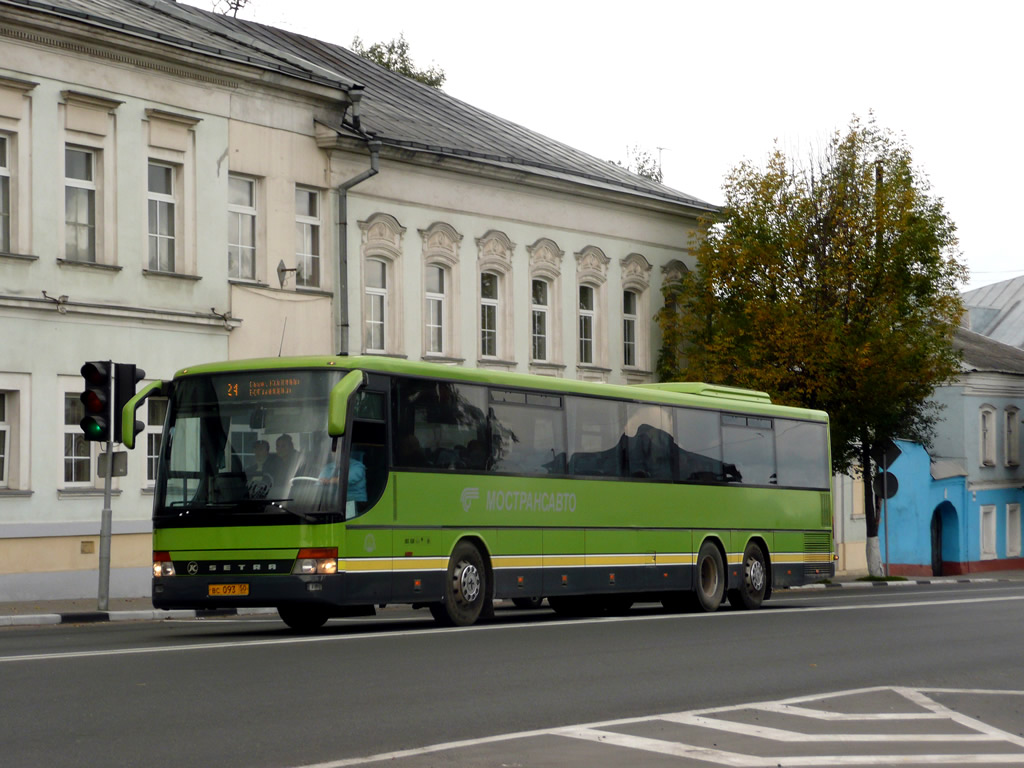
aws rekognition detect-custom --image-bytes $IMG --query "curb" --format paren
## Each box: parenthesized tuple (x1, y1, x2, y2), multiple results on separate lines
(0, 606, 277, 628)
(788, 577, 1003, 590)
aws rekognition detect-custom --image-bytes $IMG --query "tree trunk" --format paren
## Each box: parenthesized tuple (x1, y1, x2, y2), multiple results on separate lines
(861, 436, 884, 577)
(866, 536, 883, 577)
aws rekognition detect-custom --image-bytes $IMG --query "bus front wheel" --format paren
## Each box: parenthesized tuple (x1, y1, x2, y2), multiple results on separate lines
(694, 541, 725, 612)
(278, 605, 330, 631)
(430, 541, 489, 626)
(728, 542, 768, 610)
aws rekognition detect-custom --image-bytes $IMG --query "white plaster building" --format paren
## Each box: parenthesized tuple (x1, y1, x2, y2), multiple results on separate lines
(0, 0, 716, 600)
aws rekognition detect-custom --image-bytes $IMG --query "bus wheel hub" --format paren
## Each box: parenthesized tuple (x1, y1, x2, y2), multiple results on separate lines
(747, 559, 765, 592)
(456, 563, 481, 604)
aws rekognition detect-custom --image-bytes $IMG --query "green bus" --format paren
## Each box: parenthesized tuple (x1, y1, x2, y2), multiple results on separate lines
(126, 356, 834, 630)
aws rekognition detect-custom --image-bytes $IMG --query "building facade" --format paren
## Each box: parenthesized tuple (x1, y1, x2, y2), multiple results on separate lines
(881, 329, 1024, 575)
(0, 0, 715, 600)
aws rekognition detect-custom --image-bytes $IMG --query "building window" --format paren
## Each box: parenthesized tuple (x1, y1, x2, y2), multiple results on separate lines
(365, 258, 387, 352)
(0, 392, 8, 488)
(147, 162, 176, 272)
(63, 393, 91, 484)
(425, 265, 446, 355)
(1008, 503, 1022, 558)
(0, 134, 9, 253)
(981, 405, 997, 467)
(981, 505, 997, 559)
(1005, 407, 1020, 467)
(420, 222, 462, 359)
(623, 290, 638, 367)
(532, 279, 549, 362)
(147, 397, 167, 485)
(579, 285, 595, 364)
(481, 271, 499, 358)
(358, 213, 406, 356)
(65, 147, 96, 262)
(228, 174, 256, 280)
(295, 187, 320, 288)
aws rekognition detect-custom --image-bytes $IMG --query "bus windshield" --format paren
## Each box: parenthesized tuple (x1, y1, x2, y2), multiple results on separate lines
(154, 369, 347, 526)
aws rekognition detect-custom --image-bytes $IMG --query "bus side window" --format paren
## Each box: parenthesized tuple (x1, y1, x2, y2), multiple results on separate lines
(567, 396, 625, 478)
(625, 404, 674, 481)
(393, 377, 487, 470)
(674, 407, 726, 483)
(488, 391, 566, 476)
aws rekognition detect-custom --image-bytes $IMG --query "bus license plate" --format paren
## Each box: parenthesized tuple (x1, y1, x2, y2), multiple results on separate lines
(208, 584, 249, 597)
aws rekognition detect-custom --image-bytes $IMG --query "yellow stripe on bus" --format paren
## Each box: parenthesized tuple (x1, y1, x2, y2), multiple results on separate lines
(339, 551, 831, 573)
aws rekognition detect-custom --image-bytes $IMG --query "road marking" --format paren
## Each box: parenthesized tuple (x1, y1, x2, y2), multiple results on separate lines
(287, 687, 1024, 767)
(2, 593, 1024, 664)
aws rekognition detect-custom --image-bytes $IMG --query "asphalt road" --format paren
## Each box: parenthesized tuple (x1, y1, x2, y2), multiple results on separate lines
(3, 582, 1024, 768)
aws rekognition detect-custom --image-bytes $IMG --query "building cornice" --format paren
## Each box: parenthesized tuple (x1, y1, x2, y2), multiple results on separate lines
(0, 293, 240, 330)
(317, 128, 715, 220)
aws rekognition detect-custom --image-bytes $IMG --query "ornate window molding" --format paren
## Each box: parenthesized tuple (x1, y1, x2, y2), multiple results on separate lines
(476, 230, 515, 366)
(420, 221, 463, 359)
(621, 253, 653, 380)
(358, 213, 406, 355)
(575, 246, 610, 376)
(528, 238, 565, 370)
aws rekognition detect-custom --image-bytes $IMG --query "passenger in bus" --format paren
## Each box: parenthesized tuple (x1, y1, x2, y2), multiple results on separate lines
(245, 441, 282, 483)
(318, 450, 367, 518)
(273, 433, 303, 484)
(346, 449, 367, 518)
(397, 433, 427, 467)
(461, 439, 489, 470)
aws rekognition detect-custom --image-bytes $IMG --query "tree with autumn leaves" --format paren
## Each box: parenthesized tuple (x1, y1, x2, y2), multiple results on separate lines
(657, 115, 966, 576)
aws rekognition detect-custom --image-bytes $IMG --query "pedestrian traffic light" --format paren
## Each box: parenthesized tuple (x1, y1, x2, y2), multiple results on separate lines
(80, 361, 112, 442)
(113, 363, 146, 444)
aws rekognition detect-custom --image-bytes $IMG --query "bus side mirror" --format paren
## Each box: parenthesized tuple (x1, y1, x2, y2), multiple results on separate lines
(328, 370, 366, 438)
(121, 380, 168, 449)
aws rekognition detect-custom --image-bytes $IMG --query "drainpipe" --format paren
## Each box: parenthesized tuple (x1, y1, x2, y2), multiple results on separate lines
(335, 139, 381, 355)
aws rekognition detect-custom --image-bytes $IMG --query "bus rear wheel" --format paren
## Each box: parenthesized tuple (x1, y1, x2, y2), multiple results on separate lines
(430, 541, 489, 626)
(278, 605, 330, 632)
(694, 540, 725, 612)
(728, 542, 768, 610)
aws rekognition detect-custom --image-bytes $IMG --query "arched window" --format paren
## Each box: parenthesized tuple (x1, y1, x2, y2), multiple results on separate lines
(528, 238, 564, 373)
(420, 222, 462, 359)
(1005, 406, 1020, 467)
(357, 213, 405, 355)
(621, 253, 653, 376)
(425, 264, 446, 355)
(476, 230, 514, 365)
(364, 258, 387, 353)
(575, 246, 609, 376)
(980, 405, 997, 467)
(532, 278, 550, 361)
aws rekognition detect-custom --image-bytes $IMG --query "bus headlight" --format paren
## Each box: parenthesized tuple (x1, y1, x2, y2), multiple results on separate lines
(153, 551, 175, 577)
(292, 548, 338, 575)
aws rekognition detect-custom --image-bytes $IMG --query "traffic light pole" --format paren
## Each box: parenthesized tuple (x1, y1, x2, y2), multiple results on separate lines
(80, 361, 146, 612)
(97, 435, 114, 612)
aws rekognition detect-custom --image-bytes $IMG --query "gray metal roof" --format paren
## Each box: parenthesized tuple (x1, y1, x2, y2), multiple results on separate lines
(954, 327, 1024, 375)
(4, 0, 717, 212)
(962, 276, 1024, 348)
(2, 0, 356, 89)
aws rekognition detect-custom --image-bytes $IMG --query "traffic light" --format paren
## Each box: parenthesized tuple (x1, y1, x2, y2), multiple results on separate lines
(113, 363, 146, 444)
(80, 361, 112, 442)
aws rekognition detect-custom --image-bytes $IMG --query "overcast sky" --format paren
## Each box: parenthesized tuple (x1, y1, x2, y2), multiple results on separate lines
(183, 0, 1022, 291)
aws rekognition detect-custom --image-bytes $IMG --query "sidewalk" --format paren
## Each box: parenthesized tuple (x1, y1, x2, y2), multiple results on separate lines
(3, 571, 1023, 628)
(0, 596, 275, 627)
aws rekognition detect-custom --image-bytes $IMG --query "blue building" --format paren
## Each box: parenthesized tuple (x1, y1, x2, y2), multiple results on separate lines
(883, 329, 1024, 576)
